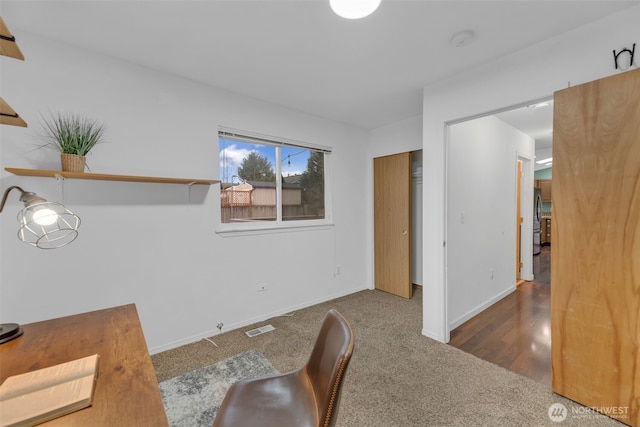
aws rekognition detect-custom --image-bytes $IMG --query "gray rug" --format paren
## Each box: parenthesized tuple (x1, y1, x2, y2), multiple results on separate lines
(159, 349, 279, 427)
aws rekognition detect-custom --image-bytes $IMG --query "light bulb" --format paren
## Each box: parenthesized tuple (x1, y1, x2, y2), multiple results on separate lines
(32, 208, 58, 226)
(330, 0, 381, 19)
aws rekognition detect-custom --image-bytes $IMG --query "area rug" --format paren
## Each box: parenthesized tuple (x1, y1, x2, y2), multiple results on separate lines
(159, 349, 279, 427)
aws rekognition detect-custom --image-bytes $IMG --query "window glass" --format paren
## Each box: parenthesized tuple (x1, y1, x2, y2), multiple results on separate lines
(219, 132, 327, 225)
(282, 147, 324, 221)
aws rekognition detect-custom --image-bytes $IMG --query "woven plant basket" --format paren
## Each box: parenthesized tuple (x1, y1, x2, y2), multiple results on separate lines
(60, 153, 86, 173)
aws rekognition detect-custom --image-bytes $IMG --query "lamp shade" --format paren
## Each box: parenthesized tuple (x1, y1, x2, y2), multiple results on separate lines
(330, 0, 381, 19)
(1, 186, 81, 249)
(17, 200, 80, 249)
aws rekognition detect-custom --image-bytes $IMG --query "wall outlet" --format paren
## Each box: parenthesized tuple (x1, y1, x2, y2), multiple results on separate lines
(257, 283, 269, 292)
(334, 265, 341, 276)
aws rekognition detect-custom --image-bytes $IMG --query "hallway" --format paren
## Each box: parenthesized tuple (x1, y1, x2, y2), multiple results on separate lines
(448, 246, 551, 385)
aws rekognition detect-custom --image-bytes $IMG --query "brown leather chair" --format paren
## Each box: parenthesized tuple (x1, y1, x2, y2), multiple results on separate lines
(212, 309, 354, 427)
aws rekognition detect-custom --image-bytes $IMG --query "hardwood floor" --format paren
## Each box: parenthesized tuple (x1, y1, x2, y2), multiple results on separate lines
(449, 246, 551, 385)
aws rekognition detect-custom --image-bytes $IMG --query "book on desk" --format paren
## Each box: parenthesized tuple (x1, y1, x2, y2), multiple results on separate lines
(0, 354, 99, 427)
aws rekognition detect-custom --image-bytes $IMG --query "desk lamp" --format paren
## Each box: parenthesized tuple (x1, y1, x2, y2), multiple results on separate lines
(0, 185, 81, 344)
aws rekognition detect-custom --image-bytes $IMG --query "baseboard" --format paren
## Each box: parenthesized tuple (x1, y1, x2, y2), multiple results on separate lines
(421, 328, 442, 342)
(448, 286, 516, 331)
(148, 285, 367, 354)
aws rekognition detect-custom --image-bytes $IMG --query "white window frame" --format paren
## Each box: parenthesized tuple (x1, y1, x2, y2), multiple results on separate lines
(216, 126, 334, 236)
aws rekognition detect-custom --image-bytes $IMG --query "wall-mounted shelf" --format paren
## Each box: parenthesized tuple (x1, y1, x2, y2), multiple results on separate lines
(0, 17, 24, 60)
(0, 97, 27, 127)
(5, 168, 219, 186)
(1, 17, 27, 128)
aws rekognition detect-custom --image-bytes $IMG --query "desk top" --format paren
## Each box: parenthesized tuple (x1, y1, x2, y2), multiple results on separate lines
(0, 304, 169, 426)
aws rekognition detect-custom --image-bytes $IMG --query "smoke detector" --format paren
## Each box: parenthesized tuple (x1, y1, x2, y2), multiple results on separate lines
(450, 30, 476, 48)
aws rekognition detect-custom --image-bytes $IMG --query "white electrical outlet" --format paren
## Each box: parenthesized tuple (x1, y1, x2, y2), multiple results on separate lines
(257, 283, 269, 292)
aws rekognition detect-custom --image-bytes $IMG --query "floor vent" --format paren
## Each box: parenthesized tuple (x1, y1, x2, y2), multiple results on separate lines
(245, 324, 275, 338)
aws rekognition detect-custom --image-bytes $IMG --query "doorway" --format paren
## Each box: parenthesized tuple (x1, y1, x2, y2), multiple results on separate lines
(446, 109, 537, 330)
(445, 98, 553, 383)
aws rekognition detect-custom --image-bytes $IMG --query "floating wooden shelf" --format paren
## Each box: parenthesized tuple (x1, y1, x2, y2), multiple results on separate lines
(1, 17, 27, 127)
(5, 168, 219, 186)
(0, 97, 27, 127)
(0, 17, 25, 60)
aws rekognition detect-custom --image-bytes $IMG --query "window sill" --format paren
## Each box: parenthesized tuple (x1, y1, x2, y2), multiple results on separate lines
(215, 221, 334, 237)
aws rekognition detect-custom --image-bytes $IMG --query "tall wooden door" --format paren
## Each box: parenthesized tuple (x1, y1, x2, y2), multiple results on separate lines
(374, 152, 412, 299)
(515, 160, 523, 282)
(552, 68, 640, 426)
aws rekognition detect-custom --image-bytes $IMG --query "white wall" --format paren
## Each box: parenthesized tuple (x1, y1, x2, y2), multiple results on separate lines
(421, 4, 640, 342)
(367, 115, 423, 159)
(447, 115, 533, 329)
(0, 32, 369, 353)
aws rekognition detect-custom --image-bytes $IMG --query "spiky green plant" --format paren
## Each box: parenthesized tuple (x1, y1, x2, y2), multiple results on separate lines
(40, 112, 106, 156)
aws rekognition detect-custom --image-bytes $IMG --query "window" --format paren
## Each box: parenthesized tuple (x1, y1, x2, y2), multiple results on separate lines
(218, 127, 331, 228)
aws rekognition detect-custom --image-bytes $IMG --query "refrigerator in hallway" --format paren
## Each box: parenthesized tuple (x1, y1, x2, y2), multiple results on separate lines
(533, 187, 542, 255)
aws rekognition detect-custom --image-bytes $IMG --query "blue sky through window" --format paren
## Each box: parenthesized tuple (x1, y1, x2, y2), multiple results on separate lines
(219, 138, 311, 183)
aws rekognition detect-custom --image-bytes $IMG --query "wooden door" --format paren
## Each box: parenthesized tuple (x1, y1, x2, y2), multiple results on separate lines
(374, 152, 412, 299)
(515, 160, 523, 282)
(552, 68, 640, 426)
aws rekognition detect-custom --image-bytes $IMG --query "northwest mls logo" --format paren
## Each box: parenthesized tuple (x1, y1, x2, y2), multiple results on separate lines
(548, 403, 568, 423)
(548, 403, 630, 422)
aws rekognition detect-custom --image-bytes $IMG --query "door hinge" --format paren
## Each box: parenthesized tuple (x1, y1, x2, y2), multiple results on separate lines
(443, 241, 446, 247)
(519, 262, 524, 268)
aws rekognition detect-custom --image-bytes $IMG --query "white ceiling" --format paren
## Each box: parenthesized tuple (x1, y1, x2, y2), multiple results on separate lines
(494, 99, 554, 170)
(2, 0, 637, 143)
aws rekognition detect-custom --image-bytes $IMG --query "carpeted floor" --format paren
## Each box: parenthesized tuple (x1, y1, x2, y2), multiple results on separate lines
(152, 288, 625, 426)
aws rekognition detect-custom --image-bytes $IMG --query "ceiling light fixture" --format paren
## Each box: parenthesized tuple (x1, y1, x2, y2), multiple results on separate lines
(330, 0, 381, 19)
(536, 157, 553, 164)
(0, 185, 81, 249)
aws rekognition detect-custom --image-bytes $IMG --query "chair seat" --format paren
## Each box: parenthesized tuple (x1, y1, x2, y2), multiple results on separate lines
(213, 369, 318, 427)
(213, 310, 354, 427)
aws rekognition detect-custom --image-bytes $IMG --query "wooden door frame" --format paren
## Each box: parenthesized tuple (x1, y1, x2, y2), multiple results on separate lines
(516, 160, 523, 283)
(518, 154, 534, 281)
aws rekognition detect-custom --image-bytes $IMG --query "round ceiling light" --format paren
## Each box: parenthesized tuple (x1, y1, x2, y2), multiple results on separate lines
(330, 0, 381, 19)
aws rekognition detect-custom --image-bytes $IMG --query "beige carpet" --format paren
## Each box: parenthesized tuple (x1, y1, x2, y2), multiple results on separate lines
(152, 288, 625, 426)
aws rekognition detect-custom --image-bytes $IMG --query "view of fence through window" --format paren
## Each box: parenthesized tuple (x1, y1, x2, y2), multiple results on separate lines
(219, 131, 326, 224)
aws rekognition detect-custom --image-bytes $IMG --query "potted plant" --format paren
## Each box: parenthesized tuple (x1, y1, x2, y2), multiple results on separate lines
(40, 112, 106, 172)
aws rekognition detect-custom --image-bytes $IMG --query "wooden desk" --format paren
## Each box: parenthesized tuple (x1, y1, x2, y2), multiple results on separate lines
(0, 304, 168, 426)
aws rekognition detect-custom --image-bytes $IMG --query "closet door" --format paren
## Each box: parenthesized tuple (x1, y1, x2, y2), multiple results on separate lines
(552, 68, 640, 426)
(374, 152, 412, 299)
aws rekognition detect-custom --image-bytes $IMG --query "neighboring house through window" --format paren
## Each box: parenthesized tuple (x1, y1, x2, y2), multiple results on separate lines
(218, 127, 331, 229)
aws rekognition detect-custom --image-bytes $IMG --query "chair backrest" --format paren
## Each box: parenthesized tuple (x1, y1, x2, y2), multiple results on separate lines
(305, 309, 355, 427)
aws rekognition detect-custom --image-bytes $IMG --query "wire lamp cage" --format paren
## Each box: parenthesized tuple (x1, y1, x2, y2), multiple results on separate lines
(0, 185, 81, 249)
